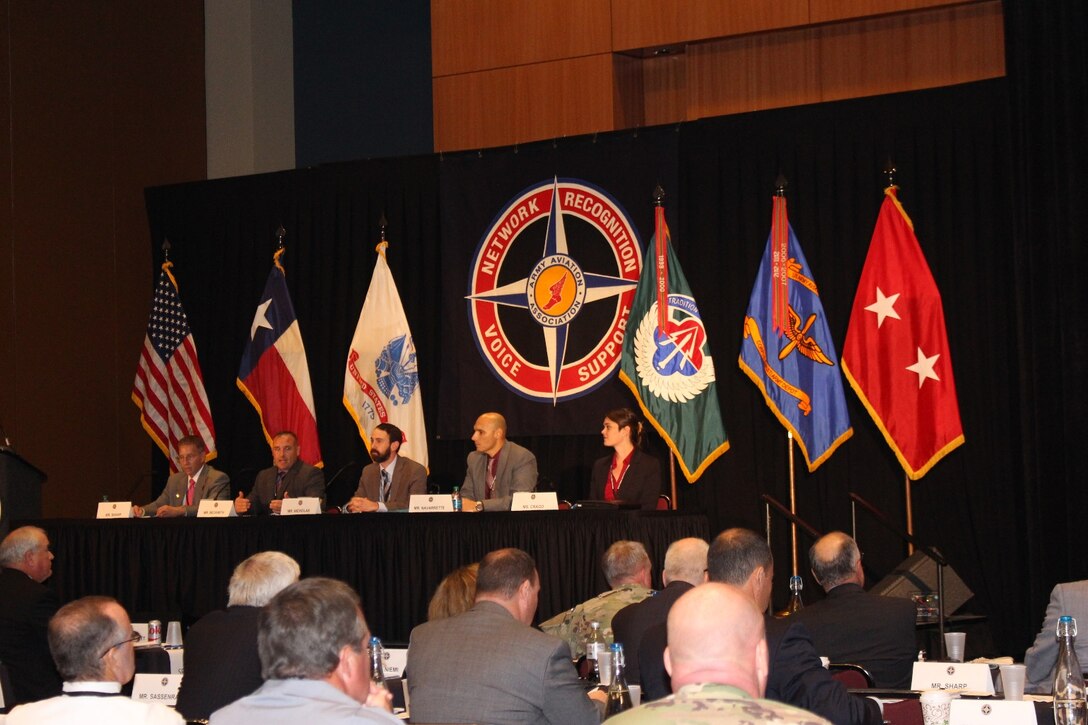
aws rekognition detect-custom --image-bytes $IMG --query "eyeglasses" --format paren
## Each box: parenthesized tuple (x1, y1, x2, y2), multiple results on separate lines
(99, 630, 142, 658)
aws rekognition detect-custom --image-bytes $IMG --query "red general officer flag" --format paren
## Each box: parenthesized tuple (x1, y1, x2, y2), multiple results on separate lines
(841, 186, 964, 479)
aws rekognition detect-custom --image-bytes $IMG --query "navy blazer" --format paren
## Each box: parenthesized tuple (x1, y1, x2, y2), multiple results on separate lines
(589, 449, 662, 510)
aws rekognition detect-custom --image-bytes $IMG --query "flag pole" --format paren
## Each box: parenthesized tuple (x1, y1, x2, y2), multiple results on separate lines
(654, 184, 679, 511)
(772, 175, 799, 575)
(788, 431, 798, 576)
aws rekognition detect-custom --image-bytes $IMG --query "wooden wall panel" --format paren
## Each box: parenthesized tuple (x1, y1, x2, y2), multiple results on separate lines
(433, 54, 615, 151)
(0, 8, 13, 452)
(811, 0, 983, 25)
(432, 0, 610, 77)
(611, 0, 809, 52)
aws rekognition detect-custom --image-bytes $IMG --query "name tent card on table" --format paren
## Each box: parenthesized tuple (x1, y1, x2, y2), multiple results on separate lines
(911, 662, 995, 694)
(97, 501, 133, 519)
(197, 499, 237, 518)
(511, 492, 558, 511)
(130, 673, 182, 706)
(950, 698, 1035, 724)
(280, 497, 321, 516)
(382, 648, 408, 678)
(409, 495, 454, 513)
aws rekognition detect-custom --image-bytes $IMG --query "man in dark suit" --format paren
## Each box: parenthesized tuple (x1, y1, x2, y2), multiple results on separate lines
(613, 537, 707, 686)
(175, 551, 300, 721)
(791, 532, 916, 689)
(639, 529, 881, 725)
(134, 435, 230, 517)
(0, 526, 61, 705)
(407, 548, 605, 724)
(461, 412, 537, 512)
(344, 423, 426, 512)
(236, 431, 325, 515)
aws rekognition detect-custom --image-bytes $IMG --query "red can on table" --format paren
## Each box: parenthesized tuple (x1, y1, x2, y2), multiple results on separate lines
(148, 619, 161, 645)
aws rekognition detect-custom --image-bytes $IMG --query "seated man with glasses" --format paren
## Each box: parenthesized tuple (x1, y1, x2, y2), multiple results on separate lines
(6, 595, 182, 724)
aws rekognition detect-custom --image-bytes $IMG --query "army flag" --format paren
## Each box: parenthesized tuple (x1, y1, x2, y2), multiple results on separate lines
(739, 196, 852, 470)
(344, 240, 428, 468)
(841, 186, 964, 479)
(132, 261, 217, 472)
(619, 205, 729, 482)
(237, 249, 323, 466)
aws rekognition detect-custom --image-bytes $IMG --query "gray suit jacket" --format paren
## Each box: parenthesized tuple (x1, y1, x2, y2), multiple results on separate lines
(407, 601, 600, 725)
(246, 459, 326, 514)
(353, 455, 427, 511)
(142, 464, 230, 516)
(462, 440, 537, 511)
(1025, 580, 1088, 692)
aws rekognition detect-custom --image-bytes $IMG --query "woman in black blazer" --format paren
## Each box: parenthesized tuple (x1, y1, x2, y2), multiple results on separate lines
(589, 407, 662, 510)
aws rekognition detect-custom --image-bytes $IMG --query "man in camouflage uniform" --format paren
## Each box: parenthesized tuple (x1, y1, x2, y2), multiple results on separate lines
(539, 540, 653, 658)
(608, 583, 831, 725)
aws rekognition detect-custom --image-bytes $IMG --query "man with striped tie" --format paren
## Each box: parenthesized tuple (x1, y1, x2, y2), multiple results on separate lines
(345, 423, 427, 512)
(134, 435, 229, 517)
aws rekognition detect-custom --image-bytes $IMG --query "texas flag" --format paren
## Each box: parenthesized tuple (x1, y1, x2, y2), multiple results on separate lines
(237, 251, 323, 466)
(841, 186, 963, 479)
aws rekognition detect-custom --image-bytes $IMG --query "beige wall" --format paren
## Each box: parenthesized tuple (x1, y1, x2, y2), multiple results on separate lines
(0, 1, 207, 517)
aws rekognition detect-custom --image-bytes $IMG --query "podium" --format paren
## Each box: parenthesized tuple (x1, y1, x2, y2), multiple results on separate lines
(0, 448, 47, 537)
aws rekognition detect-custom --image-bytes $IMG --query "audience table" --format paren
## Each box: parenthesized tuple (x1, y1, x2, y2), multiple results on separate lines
(28, 509, 709, 643)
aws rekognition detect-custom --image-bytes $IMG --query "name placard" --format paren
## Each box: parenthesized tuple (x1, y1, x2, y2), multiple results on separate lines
(382, 647, 408, 678)
(409, 495, 454, 513)
(130, 673, 182, 706)
(950, 698, 1034, 724)
(511, 491, 558, 511)
(97, 501, 134, 519)
(131, 623, 149, 642)
(280, 497, 322, 516)
(911, 662, 995, 694)
(197, 499, 237, 518)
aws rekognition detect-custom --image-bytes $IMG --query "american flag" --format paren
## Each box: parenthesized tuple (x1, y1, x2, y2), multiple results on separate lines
(132, 262, 216, 471)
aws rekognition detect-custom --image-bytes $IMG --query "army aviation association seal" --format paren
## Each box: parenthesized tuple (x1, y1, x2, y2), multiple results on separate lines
(467, 178, 643, 404)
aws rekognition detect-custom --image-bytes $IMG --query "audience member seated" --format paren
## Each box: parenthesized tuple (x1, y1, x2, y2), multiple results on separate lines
(210, 577, 398, 724)
(612, 537, 707, 685)
(176, 551, 301, 721)
(133, 434, 229, 518)
(640, 529, 881, 725)
(460, 412, 537, 512)
(344, 423, 426, 512)
(427, 563, 479, 621)
(609, 583, 831, 724)
(792, 531, 916, 689)
(7, 595, 182, 724)
(540, 540, 654, 659)
(235, 430, 326, 515)
(1025, 579, 1088, 693)
(407, 547, 605, 724)
(589, 408, 662, 510)
(0, 525, 61, 705)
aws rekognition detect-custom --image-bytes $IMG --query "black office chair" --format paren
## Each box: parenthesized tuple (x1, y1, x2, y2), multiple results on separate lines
(828, 662, 875, 689)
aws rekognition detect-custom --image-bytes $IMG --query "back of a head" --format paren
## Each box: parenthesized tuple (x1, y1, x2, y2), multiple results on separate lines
(476, 548, 535, 599)
(663, 538, 709, 586)
(602, 540, 651, 588)
(258, 577, 367, 680)
(809, 531, 859, 590)
(666, 583, 766, 692)
(48, 596, 122, 681)
(228, 551, 301, 607)
(707, 528, 772, 585)
(0, 525, 45, 567)
(428, 563, 479, 621)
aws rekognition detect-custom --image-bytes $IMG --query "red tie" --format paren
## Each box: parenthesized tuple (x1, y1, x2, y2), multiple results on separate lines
(186, 478, 195, 506)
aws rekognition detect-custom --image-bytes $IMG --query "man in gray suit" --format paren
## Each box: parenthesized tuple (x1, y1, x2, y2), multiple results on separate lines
(345, 423, 426, 512)
(408, 547, 605, 724)
(236, 431, 325, 515)
(461, 412, 537, 512)
(134, 435, 229, 517)
(1025, 579, 1088, 693)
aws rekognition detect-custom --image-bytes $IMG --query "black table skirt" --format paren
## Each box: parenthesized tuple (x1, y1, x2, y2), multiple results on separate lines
(28, 510, 709, 642)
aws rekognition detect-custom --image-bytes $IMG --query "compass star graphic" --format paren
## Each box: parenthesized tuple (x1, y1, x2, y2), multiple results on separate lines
(467, 178, 641, 404)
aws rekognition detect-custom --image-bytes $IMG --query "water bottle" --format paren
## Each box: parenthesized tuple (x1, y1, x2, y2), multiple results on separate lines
(605, 642, 633, 718)
(786, 575, 804, 613)
(585, 621, 605, 684)
(451, 486, 462, 512)
(369, 635, 387, 688)
(1054, 616, 1086, 725)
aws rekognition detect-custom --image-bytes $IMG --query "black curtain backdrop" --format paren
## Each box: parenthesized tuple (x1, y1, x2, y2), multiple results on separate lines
(144, 67, 1079, 657)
